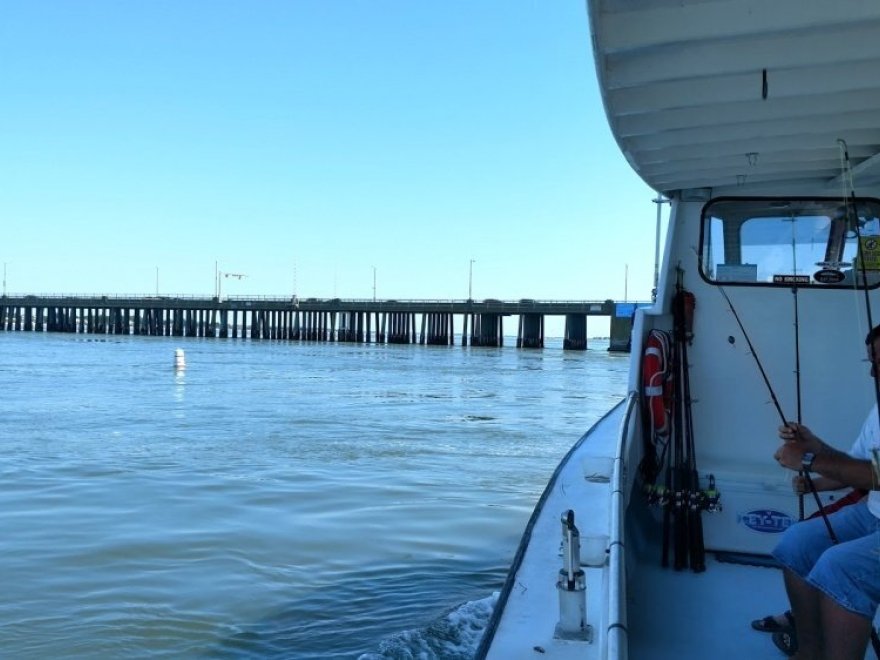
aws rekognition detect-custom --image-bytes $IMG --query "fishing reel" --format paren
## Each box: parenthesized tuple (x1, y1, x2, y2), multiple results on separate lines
(674, 487, 687, 511)
(643, 483, 670, 507)
(701, 475, 722, 513)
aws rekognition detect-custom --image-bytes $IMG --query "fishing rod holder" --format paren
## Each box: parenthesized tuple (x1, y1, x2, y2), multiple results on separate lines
(554, 510, 592, 642)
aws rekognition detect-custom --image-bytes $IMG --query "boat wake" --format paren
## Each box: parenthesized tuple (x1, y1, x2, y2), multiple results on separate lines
(358, 593, 498, 660)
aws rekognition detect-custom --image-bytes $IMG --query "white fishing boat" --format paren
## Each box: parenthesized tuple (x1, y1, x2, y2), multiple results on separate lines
(477, 1, 880, 658)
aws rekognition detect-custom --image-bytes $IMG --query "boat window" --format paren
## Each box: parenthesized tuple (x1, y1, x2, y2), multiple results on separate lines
(700, 198, 880, 288)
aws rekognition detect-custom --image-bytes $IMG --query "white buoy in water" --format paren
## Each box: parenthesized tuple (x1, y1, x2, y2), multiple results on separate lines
(174, 348, 186, 370)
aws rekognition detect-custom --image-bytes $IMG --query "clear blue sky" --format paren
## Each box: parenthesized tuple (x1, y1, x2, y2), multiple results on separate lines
(1, 1, 660, 305)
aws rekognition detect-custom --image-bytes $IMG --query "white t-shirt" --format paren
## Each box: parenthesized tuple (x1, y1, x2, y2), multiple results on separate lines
(848, 403, 880, 518)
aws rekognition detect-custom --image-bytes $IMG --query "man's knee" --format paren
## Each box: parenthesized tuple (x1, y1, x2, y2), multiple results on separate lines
(772, 518, 832, 577)
(810, 544, 878, 620)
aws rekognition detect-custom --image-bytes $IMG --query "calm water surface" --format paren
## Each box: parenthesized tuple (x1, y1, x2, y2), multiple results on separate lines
(0, 333, 628, 658)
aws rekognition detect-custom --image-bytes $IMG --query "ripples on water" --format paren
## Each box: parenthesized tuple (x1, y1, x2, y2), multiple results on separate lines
(0, 333, 628, 658)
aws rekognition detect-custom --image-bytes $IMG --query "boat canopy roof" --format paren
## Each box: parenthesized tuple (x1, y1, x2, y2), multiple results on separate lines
(587, 0, 880, 197)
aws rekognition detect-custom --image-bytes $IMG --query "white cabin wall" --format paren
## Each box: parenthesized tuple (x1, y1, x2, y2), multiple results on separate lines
(630, 194, 880, 553)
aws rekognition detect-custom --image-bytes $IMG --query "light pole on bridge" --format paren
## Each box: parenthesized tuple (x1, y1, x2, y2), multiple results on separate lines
(219, 271, 246, 302)
(468, 259, 476, 301)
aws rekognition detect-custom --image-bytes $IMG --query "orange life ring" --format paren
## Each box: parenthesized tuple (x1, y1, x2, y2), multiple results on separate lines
(642, 329, 672, 438)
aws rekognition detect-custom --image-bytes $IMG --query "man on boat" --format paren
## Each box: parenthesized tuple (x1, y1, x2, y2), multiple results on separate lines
(772, 325, 880, 660)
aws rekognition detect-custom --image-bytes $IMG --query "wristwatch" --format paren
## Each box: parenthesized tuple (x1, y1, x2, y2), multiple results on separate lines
(802, 452, 816, 472)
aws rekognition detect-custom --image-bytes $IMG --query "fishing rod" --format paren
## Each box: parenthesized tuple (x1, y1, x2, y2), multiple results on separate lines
(789, 218, 806, 521)
(717, 285, 837, 542)
(675, 271, 705, 572)
(671, 319, 688, 571)
(839, 139, 880, 417)
(717, 286, 787, 423)
(837, 144, 880, 659)
(793, 285, 805, 521)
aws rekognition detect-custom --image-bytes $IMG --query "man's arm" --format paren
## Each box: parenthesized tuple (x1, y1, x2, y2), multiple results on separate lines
(811, 445, 876, 491)
(792, 474, 846, 493)
(775, 423, 876, 491)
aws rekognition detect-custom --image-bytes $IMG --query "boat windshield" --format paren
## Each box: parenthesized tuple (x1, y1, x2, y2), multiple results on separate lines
(700, 197, 880, 288)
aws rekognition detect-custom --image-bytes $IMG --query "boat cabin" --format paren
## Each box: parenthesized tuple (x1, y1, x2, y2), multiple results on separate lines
(478, 1, 880, 658)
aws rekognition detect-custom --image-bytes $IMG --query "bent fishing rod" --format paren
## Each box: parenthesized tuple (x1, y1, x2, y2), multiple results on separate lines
(717, 286, 836, 542)
(839, 139, 880, 419)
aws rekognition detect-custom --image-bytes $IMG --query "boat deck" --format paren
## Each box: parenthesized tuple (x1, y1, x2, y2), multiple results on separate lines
(628, 552, 790, 659)
(628, 544, 879, 660)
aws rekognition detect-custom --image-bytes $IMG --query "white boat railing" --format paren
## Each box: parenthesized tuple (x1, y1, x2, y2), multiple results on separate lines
(607, 391, 638, 659)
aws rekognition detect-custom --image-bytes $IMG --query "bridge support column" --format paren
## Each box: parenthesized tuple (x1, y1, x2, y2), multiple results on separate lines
(609, 304, 634, 353)
(423, 313, 455, 345)
(386, 312, 413, 344)
(339, 312, 354, 342)
(518, 313, 544, 348)
(563, 314, 587, 350)
(471, 313, 502, 347)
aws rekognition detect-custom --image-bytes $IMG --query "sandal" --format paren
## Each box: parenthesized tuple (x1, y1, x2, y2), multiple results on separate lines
(751, 610, 794, 633)
(772, 629, 798, 656)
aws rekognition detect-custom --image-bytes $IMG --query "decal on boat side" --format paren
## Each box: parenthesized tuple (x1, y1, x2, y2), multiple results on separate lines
(738, 509, 793, 533)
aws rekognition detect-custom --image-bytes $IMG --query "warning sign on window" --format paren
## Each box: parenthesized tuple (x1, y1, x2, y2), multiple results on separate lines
(773, 275, 811, 285)
(858, 237, 880, 271)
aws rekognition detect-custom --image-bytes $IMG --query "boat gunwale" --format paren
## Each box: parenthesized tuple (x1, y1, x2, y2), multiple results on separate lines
(475, 393, 635, 658)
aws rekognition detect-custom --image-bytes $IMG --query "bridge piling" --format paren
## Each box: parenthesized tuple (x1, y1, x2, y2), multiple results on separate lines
(563, 314, 588, 350)
(517, 313, 544, 348)
(609, 303, 634, 352)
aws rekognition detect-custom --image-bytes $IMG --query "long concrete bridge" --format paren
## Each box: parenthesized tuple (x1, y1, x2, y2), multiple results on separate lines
(0, 295, 649, 351)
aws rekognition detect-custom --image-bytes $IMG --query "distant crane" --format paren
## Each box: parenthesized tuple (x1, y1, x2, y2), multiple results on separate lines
(216, 269, 246, 302)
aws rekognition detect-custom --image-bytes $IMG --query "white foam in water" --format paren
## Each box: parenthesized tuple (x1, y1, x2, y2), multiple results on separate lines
(358, 593, 499, 660)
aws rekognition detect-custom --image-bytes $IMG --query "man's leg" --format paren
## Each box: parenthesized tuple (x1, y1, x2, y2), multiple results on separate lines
(783, 567, 822, 660)
(774, 515, 837, 660)
(801, 503, 879, 660)
(820, 592, 872, 660)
